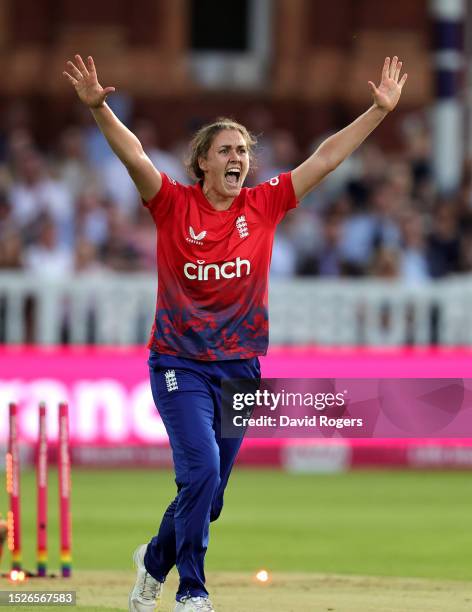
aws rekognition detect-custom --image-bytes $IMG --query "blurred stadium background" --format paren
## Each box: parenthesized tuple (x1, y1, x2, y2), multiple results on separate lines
(1, 1, 472, 608)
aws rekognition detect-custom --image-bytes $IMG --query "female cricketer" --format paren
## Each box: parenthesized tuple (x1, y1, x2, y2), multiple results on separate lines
(63, 54, 407, 612)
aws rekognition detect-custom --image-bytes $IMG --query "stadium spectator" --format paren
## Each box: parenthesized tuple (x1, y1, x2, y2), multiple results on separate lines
(370, 246, 400, 279)
(8, 149, 74, 246)
(339, 195, 376, 274)
(316, 209, 346, 277)
(369, 182, 403, 252)
(75, 238, 104, 274)
(56, 125, 100, 199)
(0, 228, 22, 270)
(0, 194, 14, 233)
(427, 200, 461, 277)
(398, 211, 430, 283)
(99, 209, 141, 272)
(23, 216, 74, 278)
(127, 205, 158, 271)
(75, 188, 109, 247)
(101, 153, 142, 218)
(270, 219, 298, 277)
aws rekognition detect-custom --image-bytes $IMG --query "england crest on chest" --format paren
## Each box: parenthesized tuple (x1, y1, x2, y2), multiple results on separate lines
(235, 215, 249, 239)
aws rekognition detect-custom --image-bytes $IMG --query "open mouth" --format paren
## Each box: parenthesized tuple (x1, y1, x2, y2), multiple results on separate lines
(224, 168, 241, 187)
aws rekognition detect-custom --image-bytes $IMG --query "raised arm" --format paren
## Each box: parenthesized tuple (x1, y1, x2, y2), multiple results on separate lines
(63, 54, 162, 202)
(291, 56, 408, 201)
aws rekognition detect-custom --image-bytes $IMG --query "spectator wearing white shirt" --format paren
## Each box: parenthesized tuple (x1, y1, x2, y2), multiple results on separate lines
(9, 149, 74, 246)
(24, 216, 74, 278)
(399, 211, 430, 284)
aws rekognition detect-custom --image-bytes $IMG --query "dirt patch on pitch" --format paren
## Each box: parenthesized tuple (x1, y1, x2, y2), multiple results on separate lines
(2, 571, 471, 611)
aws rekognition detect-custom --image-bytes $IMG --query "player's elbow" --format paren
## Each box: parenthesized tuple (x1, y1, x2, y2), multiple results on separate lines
(314, 148, 340, 175)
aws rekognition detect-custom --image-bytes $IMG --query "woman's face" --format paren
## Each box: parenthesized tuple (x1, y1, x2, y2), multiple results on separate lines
(199, 129, 250, 199)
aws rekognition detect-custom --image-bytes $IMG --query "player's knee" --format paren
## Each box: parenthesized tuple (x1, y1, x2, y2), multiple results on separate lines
(200, 461, 220, 490)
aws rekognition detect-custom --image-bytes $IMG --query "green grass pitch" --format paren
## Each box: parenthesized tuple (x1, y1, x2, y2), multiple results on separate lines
(1, 467, 471, 581)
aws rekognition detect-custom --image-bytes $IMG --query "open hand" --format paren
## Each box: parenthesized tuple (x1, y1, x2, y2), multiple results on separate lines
(368, 56, 407, 113)
(63, 55, 115, 109)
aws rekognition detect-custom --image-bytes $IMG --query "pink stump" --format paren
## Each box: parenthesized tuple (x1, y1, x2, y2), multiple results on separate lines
(58, 403, 72, 577)
(37, 403, 48, 577)
(7, 403, 21, 570)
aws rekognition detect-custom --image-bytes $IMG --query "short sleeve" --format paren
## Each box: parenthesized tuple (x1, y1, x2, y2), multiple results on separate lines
(250, 172, 298, 226)
(142, 173, 182, 223)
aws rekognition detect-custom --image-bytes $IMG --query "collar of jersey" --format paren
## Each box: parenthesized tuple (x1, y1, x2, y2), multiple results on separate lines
(195, 181, 243, 213)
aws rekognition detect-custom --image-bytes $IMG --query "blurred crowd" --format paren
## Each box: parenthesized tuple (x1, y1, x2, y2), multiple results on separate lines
(1, 98, 472, 283)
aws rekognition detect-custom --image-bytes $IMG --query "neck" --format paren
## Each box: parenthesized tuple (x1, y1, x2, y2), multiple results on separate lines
(202, 183, 235, 211)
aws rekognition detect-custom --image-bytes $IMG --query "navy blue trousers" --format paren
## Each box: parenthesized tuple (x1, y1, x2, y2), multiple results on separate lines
(144, 351, 260, 601)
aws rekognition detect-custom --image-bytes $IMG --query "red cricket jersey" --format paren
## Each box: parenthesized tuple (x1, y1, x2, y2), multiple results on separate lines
(144, 172, 298, 360)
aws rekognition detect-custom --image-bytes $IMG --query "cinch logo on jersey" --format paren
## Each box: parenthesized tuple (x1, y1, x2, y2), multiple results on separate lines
(184, 257, 251, 281)
(186, 226, 207, 246)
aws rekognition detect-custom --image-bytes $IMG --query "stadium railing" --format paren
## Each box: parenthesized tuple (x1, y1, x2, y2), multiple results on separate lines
(1, 272, 472, 346)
